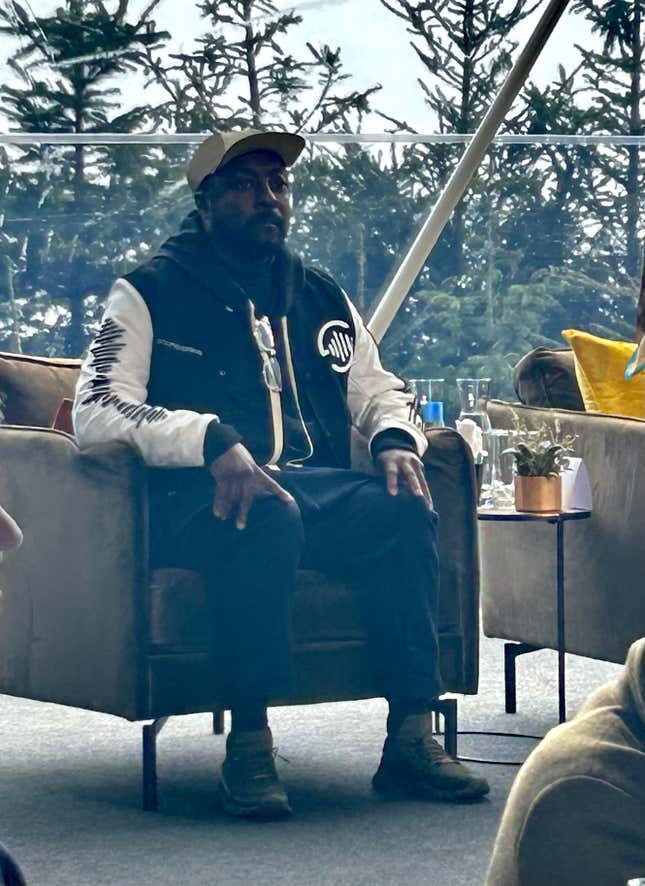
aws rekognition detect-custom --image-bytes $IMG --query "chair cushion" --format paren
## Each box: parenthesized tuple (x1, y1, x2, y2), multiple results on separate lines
(562, 329, 644, 418)
(513, 347, 584, 411)
(148, 568, 365, 651)
(0, 352, 81, 427)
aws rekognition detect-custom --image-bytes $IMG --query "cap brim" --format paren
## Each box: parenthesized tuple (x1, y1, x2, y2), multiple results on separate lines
(219, 132, 306, 172)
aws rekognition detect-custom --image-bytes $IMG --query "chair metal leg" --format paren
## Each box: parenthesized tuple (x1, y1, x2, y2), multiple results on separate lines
(142, 716, 169, 812)
(504, 642, 538, 713)
(431, 697, 458, 757)
(212, 708, 225, 735)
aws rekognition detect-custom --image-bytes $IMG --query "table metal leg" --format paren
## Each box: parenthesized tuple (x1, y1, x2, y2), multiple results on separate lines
(504, 642, 538, 713)
(142, 716, 169, 812)
(556, 518, 566, 723)
(431, 698, 458, 758)
(212, 708, 225, 735)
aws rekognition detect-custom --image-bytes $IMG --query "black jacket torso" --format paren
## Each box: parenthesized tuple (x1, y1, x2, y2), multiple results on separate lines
(124, 213, 358, 482)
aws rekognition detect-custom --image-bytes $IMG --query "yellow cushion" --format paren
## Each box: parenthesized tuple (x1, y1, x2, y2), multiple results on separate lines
(561, 329, 644, 418)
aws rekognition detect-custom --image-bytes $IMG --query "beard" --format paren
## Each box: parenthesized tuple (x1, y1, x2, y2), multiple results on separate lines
(208, 209, 288, 261)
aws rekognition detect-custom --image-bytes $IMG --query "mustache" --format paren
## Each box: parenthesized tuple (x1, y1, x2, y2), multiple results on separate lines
(248, 210, 287, 232)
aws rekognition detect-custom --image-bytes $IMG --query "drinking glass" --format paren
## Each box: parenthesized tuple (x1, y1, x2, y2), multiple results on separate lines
(456, 378, 492, 433)
(482, 428, 516, 508)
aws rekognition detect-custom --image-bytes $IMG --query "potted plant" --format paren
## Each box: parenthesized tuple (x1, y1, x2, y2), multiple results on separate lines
(506, 425, 576, 512)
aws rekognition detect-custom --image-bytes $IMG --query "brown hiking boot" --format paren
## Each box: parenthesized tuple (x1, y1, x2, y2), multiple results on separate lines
(372, 713, 490, 802)
(218, 726, 292, 820)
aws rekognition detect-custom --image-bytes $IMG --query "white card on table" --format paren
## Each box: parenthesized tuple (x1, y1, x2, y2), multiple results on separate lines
(561, 457, 592, 511)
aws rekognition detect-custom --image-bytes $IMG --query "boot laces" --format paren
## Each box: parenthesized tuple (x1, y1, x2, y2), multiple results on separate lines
(410, 733, 454, 769)
(273, 747, 291, 765)
(239, 744, 291, 780)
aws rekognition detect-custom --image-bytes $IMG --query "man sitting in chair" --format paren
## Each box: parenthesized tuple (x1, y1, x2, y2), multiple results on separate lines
(72, 129, 489, 820)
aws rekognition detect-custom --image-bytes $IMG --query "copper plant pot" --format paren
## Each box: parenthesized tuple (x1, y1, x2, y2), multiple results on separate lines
(514, 475, 562, 513)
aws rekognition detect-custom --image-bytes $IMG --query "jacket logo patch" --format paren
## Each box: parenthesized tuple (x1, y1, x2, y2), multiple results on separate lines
(317, 320, 354, 374)
(156, 338, 204, 356)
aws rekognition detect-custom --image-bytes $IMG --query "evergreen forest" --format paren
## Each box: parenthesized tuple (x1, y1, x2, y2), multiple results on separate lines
(0, 0, 643, 407)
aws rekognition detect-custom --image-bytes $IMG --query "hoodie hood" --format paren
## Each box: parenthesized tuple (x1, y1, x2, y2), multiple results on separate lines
(154, 210, 305, 317)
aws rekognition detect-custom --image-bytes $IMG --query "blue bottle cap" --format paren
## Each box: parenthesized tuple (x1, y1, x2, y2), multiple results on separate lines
(422, 400, 444, 426)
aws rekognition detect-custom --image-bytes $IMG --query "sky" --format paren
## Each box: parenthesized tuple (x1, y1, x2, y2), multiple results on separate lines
(0, 0, 594, 132)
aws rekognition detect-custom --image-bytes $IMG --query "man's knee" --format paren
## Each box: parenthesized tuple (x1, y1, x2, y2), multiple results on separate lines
(394, 488, 435, 519)
(246, 494, 305, 552)
(367, 481, 437, 531)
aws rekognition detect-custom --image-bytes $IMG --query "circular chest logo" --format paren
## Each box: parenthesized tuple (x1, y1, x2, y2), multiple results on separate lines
(317, 320, 355, 374)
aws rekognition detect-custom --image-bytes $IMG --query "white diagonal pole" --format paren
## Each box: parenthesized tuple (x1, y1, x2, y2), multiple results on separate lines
(367, 0, 573, 343)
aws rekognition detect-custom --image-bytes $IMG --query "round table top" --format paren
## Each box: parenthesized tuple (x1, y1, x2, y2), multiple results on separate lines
(477, 507, 592, 523)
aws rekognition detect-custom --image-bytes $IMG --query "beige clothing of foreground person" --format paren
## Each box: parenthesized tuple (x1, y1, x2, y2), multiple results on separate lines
(0, 506, 26, 886)
(486, 638, 645, 886)
(0, 505, 21, 554)
(0, 504, 22, 603)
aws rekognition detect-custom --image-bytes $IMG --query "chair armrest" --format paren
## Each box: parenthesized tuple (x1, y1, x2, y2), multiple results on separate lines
(424, 427, 480, 694)
(484, 401, 645, 661)
(0, 427, 149, 718)
(336, 424, 479, 692)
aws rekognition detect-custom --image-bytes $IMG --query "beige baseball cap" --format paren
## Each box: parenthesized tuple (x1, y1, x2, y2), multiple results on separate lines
(187, 129, 306, 192)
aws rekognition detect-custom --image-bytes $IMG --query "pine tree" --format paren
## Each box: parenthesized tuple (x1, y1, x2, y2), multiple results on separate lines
(143, 0, 379, 134)
(0, 0, 169, 354)
(377, 0, 643, 401)
(375, 0, 556, 396)
(289, 143, 422, 315)
(573, 0, 644, 279)
(380, 0, 542, 276)
(141, 0, 391, 319)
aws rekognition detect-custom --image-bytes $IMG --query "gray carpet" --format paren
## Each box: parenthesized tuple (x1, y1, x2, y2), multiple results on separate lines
(0, 635, 622, 886)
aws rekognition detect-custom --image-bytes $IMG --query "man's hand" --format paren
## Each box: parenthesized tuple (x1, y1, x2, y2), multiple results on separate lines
(208, 442, 295, 530)
(376, 448, 432, 504)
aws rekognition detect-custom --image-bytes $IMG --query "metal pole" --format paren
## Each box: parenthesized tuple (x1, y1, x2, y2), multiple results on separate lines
(367, 0, 573, 343)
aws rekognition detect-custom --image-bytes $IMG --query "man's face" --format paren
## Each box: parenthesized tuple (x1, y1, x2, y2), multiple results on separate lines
(198, 150, 292, 255)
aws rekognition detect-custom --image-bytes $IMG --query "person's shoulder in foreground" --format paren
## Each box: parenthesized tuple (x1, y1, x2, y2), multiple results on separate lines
(0, 505, 22, 553)
(486, 637, 645, 886)
(0, 843, 26, 886)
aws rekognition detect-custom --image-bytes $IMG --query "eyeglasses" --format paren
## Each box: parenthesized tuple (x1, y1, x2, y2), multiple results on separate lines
(253, 315, 282, 393)
(203, 171, 291, 202)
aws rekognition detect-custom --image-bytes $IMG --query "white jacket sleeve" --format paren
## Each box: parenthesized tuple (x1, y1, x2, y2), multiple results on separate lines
(345, 296, 427, 458)
(73, 278, 219, 468)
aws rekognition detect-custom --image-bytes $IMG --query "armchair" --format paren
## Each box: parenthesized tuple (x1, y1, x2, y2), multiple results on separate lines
(481, 346, 645, 674)
(0, 351, 481, 809)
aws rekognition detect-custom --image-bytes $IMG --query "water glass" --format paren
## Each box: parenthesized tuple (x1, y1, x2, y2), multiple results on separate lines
(481, 428, 516, 508)
(456, 378, 491, 432)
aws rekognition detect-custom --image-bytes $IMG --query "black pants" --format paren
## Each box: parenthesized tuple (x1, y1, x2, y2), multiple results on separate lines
(151, 466, 441, 705)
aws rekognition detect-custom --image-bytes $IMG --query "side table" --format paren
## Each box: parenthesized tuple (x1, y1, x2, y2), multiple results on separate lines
(478, 506, 592, 724)
(444, 507, 593, 767)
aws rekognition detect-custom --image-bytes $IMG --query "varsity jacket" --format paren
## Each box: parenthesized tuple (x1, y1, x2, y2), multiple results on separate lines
(72, 212, 426, 485)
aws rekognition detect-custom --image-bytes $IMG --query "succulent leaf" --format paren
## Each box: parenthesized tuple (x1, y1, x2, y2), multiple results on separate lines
(503, 421, 577, 477)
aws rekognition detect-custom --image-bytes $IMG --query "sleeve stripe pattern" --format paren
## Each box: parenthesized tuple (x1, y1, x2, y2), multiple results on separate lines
(81, 317, 169, 428)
